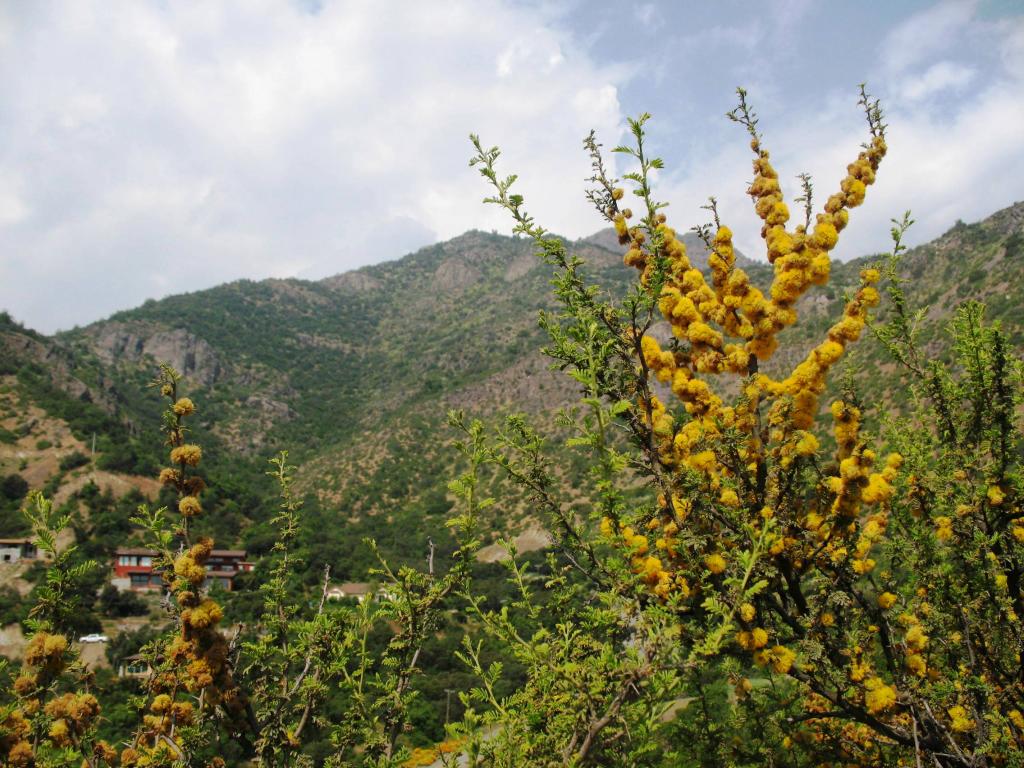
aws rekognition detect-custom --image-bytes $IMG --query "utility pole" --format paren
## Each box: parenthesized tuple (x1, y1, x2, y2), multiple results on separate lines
(444, 688, 455, 726)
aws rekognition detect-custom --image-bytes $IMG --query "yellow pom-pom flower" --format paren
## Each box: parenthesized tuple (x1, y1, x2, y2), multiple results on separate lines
(877, 592, 897, 610)
(864, 677, 897, 714)
(170, 444, 202, 467)
(705, 553, 727, 574)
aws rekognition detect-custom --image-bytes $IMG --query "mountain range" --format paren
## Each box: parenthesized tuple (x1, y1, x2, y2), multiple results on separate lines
(1, 202, 1021, 571)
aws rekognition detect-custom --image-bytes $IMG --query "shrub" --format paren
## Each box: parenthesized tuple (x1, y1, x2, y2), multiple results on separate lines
(0, 473, 28, 501)
(457, 86, 1023, 765)
(0, 366, 482, 767)
(97, 584, 149, 618)
(58, 450, 90, 472)
(0, 585, 28, 626)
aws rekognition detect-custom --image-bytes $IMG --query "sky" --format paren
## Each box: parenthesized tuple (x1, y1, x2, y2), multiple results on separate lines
(1, 0, 1022, 333)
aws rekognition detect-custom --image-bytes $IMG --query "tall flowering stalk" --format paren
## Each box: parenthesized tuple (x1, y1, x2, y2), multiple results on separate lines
(123, 366, 244, 767)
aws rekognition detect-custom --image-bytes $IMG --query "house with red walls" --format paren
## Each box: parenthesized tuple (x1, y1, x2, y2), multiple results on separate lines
(113, 546, 253, 592)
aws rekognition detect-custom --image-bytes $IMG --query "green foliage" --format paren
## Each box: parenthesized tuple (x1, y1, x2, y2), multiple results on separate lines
(456, 101, 1024, 767)
(0, 474, 28, 502)
(57, 451, 89, 472)
(105, 623, 161, 669)
(97, 584, 148, 618)
(0, 586, 28, 627)
(21, 492, 99, 635)
(0, 85, 1022, 768)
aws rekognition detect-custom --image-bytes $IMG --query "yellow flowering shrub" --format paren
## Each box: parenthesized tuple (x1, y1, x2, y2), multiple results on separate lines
(118, 365, 246, 766)
(0, 364, 481, 767)
(0, 83, 1018, 768)
(0, 494, 120, 766)
(470, 85, 1024, 766)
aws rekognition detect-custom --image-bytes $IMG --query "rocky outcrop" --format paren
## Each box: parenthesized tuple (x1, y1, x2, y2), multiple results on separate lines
(503, 252, 537, 282)
(0, 329, 113, 409)
(322, 271, 381, 292)
(90, 324, 222, 387)
(243, 394, 296, 423)
(294, 332, 354, 352)
(265, 279, 331, 306)
(433, 257, 480, 291)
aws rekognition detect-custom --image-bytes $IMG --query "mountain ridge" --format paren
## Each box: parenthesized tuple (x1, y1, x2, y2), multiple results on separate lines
(1, 201, 1021, 569)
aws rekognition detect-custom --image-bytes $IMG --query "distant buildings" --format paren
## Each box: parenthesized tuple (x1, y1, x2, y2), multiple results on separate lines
(112, 547, 253, 592)
(326, 582, 372, 602)
(109, 546, 390, 607)
(204, 549, 253, 590)
(0, 538, 38, 563)
(117, 653, 152, 679)
(113, 547, 160, 590)
(325, 582, 396, 603)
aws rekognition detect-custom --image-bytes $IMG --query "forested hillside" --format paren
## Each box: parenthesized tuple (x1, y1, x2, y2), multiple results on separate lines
(1, 203, 1021, 575)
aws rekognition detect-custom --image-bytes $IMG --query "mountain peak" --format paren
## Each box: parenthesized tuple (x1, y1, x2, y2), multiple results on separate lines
(580, 227, 752, 270)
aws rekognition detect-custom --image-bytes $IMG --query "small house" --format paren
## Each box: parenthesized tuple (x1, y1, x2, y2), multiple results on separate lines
(326, 582, 373, 603)
(0, 538, 38, 563)
(203, 549, 254, 590)
(113, 547, 162, 590)
(118, 654, 152, 679)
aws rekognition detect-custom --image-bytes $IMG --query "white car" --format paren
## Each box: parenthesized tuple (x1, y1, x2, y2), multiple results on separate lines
(78, 633, 109, 643)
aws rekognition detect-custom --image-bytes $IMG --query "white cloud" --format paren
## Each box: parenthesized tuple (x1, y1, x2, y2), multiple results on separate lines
(0, 0, 625, 332)
(896, 60, 975, 102)
(880, 0, 979, 74)
(0, 183, 29, 227)
(633, 4, 662, 27)
(653, 5, 1024, 266)
(1, 0, 1021, 335)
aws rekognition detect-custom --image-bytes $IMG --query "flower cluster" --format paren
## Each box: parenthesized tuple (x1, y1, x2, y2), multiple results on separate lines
(0, 709, 31, 767)
(593, 89, 1017, 758)
(127, 369, 244, 765)
(45, 692, 102, 748)
(2, 631, 120, 764)
(158, 392, 206, 521)
(608, 91, 892, 608)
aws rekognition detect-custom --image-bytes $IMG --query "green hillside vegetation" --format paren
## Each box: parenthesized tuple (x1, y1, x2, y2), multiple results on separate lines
(0, 205, 1017, 757)
(1, 203, 1022, 579)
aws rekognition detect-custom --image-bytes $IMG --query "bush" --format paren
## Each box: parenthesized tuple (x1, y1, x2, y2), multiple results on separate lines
(58, 450, 90, 471)
(456, 87, 1023, 765)
(0, 586, 28, 626)
(0, 474, 28, 501)
(105, 623, 160, 669)
(97, 584, 149, 618)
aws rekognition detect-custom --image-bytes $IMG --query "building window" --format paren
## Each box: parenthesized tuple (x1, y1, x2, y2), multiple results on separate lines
(130, 574, 149, 586)
(139, 556, 152, 567)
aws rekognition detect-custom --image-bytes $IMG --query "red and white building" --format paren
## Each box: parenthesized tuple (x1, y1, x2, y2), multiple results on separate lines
(113, 546, 253, 592)
(113, 547, 160, 590)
